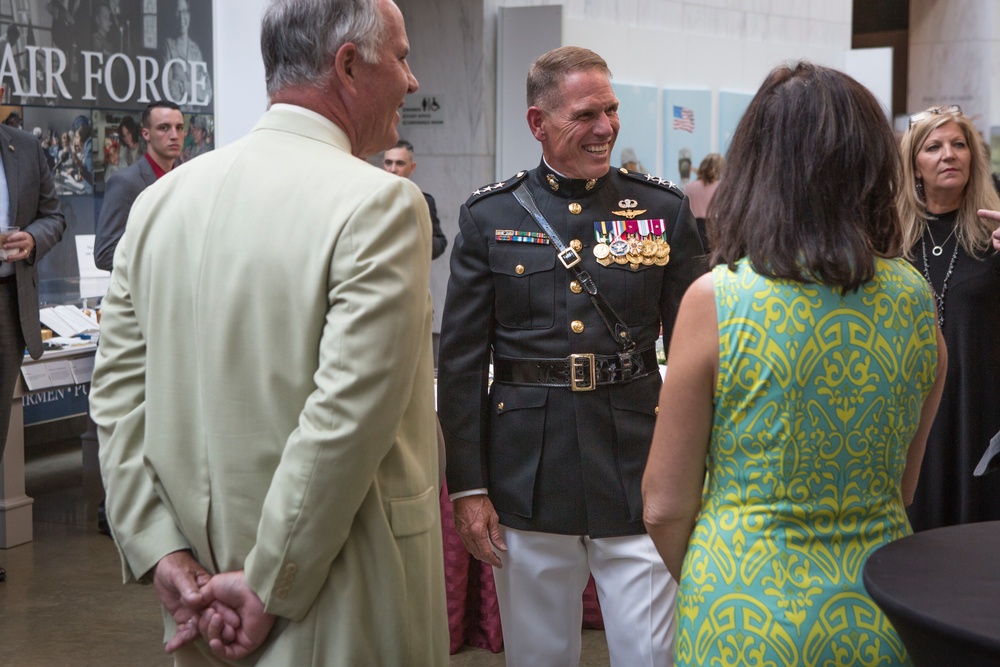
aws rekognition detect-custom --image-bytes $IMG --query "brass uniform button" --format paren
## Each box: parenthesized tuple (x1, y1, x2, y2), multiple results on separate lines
(570, 239, 583, 252)
(619, 167, 628, 174)
(569, 280, 583, 294)
(516, 171, 526, 178)
(571, 320, 585, 334)
(498, 402, 504, 412)
(654, 406, 660, 415)
(569, 202, 582, 215)
(515, 264, 525, 275)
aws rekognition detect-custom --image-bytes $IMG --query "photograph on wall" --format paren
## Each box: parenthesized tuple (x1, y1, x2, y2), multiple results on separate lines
(612, 83, 658, 176)
(0, 1, 216, 309)
(719, 91, 752, 158)
(22, 106, 96, 196)
(180, 111, 213, 163)
(0, 103, 23, 129)
(1, 0, 213, 112)
(661, 89, 710, 189)
(94, 108, 145, 185)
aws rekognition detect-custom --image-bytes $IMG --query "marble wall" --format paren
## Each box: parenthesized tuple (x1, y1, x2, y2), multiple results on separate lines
(397, 0, 494, 333)
(908, 0, 998, 137)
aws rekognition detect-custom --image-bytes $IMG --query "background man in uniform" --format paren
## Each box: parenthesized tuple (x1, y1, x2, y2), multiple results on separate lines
(437, 46, 706, 666)
(94, 100, 185, 271)
(0, 84, 66, 584)
(88, 0, 448, 663)
(383, 139, 448, 259)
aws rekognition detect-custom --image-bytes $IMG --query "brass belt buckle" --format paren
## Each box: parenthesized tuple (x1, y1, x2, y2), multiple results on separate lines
(569, 353, 596, 391)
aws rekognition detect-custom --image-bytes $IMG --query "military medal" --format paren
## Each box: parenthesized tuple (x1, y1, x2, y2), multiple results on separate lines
(593, 217, 673, 270)
(654, 240, 671, 266)
(592, 222, 611, 264)
(609, 237, 629, 257)
(640, 239, 656, 265)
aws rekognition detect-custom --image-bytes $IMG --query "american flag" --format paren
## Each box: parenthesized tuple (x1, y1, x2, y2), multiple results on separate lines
(673, 106, 695, 132)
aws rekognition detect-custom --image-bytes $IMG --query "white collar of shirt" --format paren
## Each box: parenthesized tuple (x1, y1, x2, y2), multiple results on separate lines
(541, 157, 566, 179)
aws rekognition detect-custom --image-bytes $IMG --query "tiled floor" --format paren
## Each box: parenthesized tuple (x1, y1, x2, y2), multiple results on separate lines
(0, 437, 610, 666)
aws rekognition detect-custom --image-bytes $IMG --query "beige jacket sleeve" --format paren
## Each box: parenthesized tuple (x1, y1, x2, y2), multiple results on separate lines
(90, 208, 192, 584)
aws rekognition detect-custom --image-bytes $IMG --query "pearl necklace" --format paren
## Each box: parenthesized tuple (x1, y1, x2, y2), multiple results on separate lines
(920, 226, 959, 330)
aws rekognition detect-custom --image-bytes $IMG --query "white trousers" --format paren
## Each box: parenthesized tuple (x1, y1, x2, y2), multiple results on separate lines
(492, 526, 676, 667)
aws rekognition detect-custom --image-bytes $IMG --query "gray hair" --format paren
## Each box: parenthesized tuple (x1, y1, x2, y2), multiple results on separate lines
(260, 0, 387, 98)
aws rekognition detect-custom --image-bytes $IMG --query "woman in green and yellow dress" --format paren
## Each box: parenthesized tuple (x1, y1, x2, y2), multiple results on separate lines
(642, 62, 948, 667)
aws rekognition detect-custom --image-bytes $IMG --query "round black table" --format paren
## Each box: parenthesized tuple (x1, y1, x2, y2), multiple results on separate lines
(863, 521, 1000, 665)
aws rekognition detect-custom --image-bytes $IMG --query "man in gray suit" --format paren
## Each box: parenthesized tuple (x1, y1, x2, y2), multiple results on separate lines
(0, 85, 66, 583)
(94, 100, 185, 271)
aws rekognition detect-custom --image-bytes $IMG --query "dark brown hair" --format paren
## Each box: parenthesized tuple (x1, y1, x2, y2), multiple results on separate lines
(709, 61, 903, 291)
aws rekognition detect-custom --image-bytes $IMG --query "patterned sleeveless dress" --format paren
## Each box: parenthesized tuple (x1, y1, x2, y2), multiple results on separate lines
(675, 258, 939, 667)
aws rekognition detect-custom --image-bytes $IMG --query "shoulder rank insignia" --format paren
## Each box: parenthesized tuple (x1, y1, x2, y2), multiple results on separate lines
(470, 170, 528, 199)
(621, 170, 684, 197)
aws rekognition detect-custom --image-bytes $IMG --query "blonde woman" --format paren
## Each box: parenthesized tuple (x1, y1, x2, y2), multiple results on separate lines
(899, 106, 1000, 531)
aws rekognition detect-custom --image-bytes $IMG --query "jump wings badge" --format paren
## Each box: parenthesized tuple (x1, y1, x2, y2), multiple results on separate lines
(612, 198, 646, 218)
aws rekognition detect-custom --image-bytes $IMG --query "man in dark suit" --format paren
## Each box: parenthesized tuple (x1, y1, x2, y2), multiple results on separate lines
(437, 47, 706, 665)
(94, 100, 185, 271)
(383, 139, 448, 259)
(0, 86, 67, 583)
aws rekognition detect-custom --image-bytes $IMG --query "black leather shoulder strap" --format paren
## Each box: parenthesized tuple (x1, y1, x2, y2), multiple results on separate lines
(512, 183, 636, 355)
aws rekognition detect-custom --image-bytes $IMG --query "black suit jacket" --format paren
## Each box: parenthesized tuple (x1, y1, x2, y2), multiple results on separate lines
(0, 125, 65, 359)
(423, 192, 448, 260)
(94, 156, 157, 271)
(437, 161, 707, 537)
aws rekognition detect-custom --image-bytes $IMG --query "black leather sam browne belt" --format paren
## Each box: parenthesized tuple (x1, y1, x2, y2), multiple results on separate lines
(493, 348, 659, 392)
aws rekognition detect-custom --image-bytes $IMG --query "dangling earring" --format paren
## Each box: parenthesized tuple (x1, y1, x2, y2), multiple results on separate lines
(916, 179, 925, 200)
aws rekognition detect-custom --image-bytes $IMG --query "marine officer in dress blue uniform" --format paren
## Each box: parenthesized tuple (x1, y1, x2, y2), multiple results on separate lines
(437, 46, 708, 666)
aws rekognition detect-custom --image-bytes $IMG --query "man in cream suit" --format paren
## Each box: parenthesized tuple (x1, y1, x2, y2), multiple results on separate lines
(88, 0, 448, 664)
(0, 86, 66, 583)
